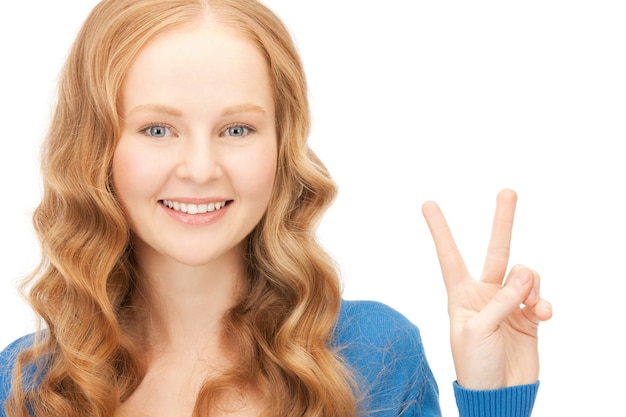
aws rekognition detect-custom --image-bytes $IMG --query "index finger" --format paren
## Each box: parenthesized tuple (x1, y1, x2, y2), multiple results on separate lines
(422, 200, 469, 291)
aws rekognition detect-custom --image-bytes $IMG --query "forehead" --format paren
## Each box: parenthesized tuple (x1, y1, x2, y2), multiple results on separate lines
(121, 21, 274, 115)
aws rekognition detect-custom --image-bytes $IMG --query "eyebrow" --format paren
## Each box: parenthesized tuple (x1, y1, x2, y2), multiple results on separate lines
(125, 103, 268, 117)
(126, 104, 183, 117)
(220, 103, 268, 117)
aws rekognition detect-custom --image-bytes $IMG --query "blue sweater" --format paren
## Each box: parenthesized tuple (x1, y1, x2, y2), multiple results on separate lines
(0, 299, 538, 416)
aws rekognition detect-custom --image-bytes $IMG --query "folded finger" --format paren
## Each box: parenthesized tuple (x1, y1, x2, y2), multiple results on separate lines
(478, 268, 535, 332)
(505, 265, 541, 307)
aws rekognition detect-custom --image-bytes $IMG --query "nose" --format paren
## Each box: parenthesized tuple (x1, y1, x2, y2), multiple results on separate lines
(175, 135, 221, 183)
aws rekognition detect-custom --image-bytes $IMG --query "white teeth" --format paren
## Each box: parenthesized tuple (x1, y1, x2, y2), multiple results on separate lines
(162, 200, 228, 214)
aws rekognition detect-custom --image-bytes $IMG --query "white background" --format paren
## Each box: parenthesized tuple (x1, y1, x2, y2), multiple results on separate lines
(1, 1, 624, 416)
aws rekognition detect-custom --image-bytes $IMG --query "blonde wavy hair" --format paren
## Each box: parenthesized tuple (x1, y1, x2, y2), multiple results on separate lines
(6, 0, 359, 416)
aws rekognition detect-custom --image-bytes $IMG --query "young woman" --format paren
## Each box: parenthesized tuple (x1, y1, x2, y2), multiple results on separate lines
(0, 0, 552, 416)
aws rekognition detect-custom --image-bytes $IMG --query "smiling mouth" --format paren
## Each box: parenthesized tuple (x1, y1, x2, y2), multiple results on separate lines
(160, 199, 231, 214)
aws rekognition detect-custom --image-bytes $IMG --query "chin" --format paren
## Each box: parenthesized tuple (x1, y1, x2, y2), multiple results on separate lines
(169, 245, 245, 269)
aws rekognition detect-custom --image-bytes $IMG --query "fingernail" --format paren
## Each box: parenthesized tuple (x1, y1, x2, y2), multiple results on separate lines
(515, 270, 530, 287)
(527, 288, 537, 303)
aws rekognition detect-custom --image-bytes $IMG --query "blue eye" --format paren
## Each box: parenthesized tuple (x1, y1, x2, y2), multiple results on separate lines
(149, 126, 167, 137)
(224, 124, 252, 138)
(141, 124, 173, 138)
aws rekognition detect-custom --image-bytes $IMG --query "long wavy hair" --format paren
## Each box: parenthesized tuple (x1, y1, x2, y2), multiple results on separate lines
(6, 0, 358, 416)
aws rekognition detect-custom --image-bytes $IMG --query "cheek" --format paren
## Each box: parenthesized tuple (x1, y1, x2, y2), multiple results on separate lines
(234, 146, 277, 202)
(254, 148, 278, 194)
(111, 141, 156, 204)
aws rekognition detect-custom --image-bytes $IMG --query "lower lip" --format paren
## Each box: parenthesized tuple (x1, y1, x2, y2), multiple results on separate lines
(160, 202, 230, 225)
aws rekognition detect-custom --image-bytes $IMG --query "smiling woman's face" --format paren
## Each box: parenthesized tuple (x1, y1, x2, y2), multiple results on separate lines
(112, 21, 277, 269)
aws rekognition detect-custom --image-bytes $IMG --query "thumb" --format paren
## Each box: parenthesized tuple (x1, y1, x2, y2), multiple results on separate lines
(478, 269, 534, 332)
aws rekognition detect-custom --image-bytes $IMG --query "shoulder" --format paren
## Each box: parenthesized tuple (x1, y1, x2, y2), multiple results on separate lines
(0, 334, 36, 409)
(334, 299, 423, 351)
(1, 334, 35, 381)
(333, 300, 440, 415)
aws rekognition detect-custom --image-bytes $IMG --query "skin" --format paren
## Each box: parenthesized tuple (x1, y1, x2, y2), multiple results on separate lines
(112, 20, 276, 416)
(422, 189, 553, 390)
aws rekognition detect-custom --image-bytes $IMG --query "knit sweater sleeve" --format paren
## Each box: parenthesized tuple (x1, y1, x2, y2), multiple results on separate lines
(454, 381, 539, 417)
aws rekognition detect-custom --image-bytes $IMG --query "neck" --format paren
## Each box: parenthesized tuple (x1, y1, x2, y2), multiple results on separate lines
(132, 242, 247, 355)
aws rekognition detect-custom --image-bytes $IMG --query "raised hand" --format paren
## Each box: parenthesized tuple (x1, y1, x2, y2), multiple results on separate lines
(422, 189, 552, 390)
